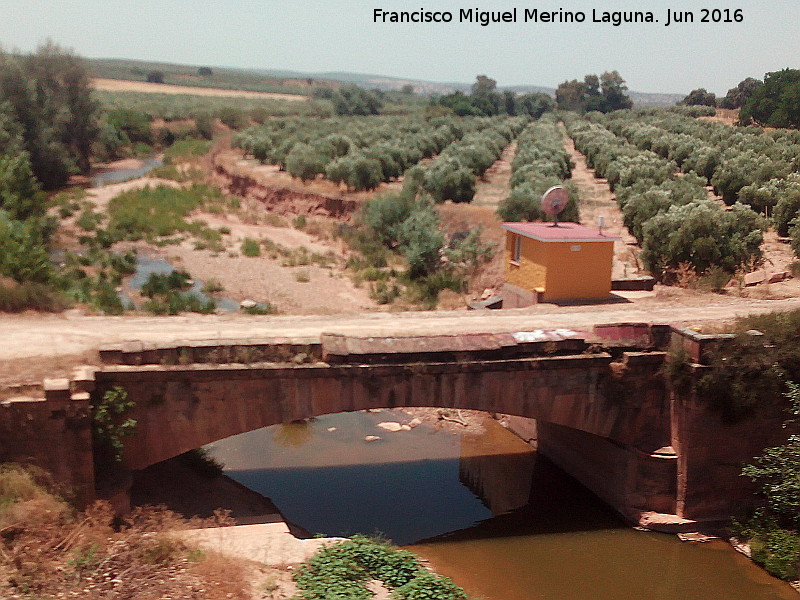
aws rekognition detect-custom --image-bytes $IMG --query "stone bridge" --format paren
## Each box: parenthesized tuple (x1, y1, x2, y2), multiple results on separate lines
(0, 324, 789, 531)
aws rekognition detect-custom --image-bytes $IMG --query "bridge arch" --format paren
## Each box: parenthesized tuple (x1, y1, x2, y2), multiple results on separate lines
(94, 348, 674, 523)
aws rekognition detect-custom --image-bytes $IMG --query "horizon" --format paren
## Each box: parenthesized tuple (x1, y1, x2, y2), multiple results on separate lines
(1, 0, 798, 96)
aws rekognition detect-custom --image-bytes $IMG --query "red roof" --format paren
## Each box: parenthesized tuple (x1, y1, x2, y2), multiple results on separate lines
(501, 221, 619, 242)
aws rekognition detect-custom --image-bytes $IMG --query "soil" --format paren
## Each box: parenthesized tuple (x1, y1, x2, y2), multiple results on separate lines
(562, 131, 643, 279)
(71, 174, 377, 315)
(92, 78, 308, 101)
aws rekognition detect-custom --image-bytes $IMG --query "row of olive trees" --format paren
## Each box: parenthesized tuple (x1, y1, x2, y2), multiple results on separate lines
(598, 109, 800, 256)
(600, 109, 800, 205)
(405, 116, 528, 203)
(497, 116, 580, 223)
(566, 115, 765, 279)
(234, 115, 477, 189)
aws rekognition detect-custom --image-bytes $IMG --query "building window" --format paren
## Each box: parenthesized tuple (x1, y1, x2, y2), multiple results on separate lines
(512, 234, 521, 264)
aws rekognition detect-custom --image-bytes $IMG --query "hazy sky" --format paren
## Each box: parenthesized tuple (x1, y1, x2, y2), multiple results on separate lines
(0, 0, 797, 94)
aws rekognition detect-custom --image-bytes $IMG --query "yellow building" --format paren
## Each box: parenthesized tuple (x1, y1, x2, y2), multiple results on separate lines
(501, 222, 618, 306)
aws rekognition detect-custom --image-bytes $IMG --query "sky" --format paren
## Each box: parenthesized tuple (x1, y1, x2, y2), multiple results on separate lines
(0, 0, 797, 95)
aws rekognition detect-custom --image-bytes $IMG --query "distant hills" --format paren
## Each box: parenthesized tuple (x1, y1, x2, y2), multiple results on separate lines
(88, 58, 684, 106)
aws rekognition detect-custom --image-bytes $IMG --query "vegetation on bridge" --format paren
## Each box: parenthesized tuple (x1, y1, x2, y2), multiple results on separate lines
(669, 309, 800, 580)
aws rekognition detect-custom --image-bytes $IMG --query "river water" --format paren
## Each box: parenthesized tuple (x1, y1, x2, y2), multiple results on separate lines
(205, 411, 797, 600)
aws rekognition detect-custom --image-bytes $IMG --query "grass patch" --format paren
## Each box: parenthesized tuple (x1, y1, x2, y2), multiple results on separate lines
(163, 139, 211, 163)
(241, 302, 277, 315)
(241, 237, 261, 257)
(104, 184, 231, 245)
(201, 278, 224, 294)
(295, 536, 467, 600)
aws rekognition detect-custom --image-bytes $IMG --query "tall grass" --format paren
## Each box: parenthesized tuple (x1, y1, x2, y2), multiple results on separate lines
(0, 281, 70, 313)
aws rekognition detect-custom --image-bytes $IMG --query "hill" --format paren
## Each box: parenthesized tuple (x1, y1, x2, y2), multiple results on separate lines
(88, 57, 683, 106)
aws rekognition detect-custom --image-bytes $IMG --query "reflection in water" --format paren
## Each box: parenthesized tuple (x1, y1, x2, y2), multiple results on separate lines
(206, 411, 797, 600)
(207, 410, 498, 544)
(274, 420, 314, 448)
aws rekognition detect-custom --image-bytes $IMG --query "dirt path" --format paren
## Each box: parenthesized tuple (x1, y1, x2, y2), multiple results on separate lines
(92, 78, 308, 101)
(5, 294, 800, 366)
(562, 131, 642, 279)
(472, 142, 516, 207)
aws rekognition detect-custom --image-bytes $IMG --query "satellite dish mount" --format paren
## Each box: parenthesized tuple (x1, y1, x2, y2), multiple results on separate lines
(541, 185, 568, 227)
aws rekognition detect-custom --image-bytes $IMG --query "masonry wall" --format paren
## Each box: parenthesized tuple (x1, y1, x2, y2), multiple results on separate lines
(95, 352, 671, 474)
(0, 394, 94, 504)
(672, 381, 797, 521)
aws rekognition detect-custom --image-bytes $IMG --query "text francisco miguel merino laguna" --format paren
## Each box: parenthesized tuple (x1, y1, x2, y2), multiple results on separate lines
(373, 7, 744, 27)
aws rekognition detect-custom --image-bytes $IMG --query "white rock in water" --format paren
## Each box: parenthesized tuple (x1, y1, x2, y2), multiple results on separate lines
(364, 435, 382, 442)
(377, 422, 403, 432)
(408, 418, 423, 429)
(401, 424, 411, 431)
(327, 427, 337, 432)
(240, 299, 257, 309)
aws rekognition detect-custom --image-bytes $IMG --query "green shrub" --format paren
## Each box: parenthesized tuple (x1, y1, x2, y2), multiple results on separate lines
(201, 278, 224, 294)
(363, 192, 415, 247)
(751, 529, 800, 580)
(398, 201, 445, 279)
(242, 302, 276, 315)
(141, 270, 191, 298)
(142, 291, 215, 315)
(0, 281, 69, 312)
(0, 212, 55, 284)
(641, 201, 764, 279)
(106, 184, 224, 243)
(92, 385, 136, 465)
(294, 536, 468, 600)
(241, 238, 261, 257)
(369, 281, 401, 304)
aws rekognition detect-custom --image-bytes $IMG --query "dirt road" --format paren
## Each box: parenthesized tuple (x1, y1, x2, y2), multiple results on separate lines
(5, 294, 800, 363)
(92, 78, 308, 101)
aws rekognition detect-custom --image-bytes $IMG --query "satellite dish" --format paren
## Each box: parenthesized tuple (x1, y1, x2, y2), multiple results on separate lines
(541, 185, 569, 227)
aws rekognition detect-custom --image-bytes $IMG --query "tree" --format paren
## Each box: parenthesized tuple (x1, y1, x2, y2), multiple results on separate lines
(740, 69, 800, 128)
(641, 201, 764, 278)
(332, 84, 383, 115)
(398, 200, 445, 278)
(198, 66, 213, 77)
(599, 71, 633, 112)
(719, 77, 762, 109)
(502, 90, 516, 115)
(471, 74, 497, 97)
(516, 93, 555, 118)
(557, 72, 632, 113)
(0, 43, 99, 187)
(556, 79, 586, 111)
(400, 84, 414, 95)
(146, 70, 164, 84)
(681, 88, 717, 107)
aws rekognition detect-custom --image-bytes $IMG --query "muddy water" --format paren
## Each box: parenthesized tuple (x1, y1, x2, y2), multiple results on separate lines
(206, 412, 796, 600)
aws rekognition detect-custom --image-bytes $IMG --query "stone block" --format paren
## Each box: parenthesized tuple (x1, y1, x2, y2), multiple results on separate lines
(743, 270, 767, 286)
(43, 378, 70, 402)
(767, 271, 789, 284)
